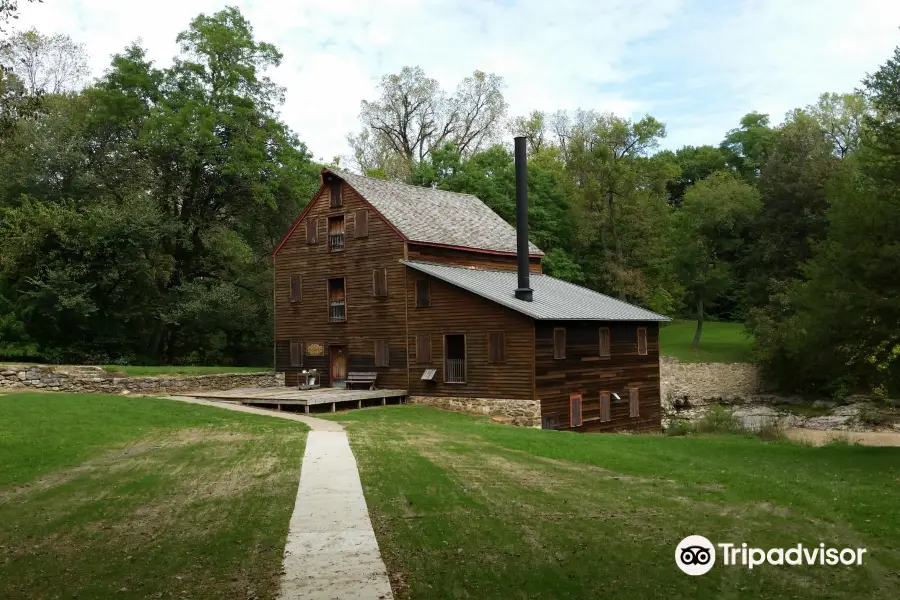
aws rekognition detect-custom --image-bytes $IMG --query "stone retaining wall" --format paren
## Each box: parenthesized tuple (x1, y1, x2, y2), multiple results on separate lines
(0, 364, 283, 395)
(660, 357, 770, 409)
(409, 395, 541, 427)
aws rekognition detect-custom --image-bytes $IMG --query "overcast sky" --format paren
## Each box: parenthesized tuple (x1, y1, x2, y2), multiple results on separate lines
(15, 0, 900, 163)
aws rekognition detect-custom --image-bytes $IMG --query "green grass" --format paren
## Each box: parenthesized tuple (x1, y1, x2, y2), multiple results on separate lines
(0, 392, 307, 599)
(660, 319, 754, 363)
(324, 406, 900, 600)
(100, 365, 271, 376)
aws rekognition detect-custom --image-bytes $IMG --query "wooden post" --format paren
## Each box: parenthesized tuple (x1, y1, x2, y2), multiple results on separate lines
(381, 397, 386, 406)
(304, 405, 309, 414)
(277, 404, 282, 412)
(331, 402, 336, 413)
(357, 399, 362, 409)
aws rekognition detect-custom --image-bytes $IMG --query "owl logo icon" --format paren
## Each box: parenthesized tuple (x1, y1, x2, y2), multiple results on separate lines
(676, 535, 716, 575)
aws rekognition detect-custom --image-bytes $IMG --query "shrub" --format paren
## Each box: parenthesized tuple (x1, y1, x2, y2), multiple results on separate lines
(756, 419, 785, 442)
(665, 420, 691, 436)
(859, 409, 889, 427)
(692, 405, 743, 434)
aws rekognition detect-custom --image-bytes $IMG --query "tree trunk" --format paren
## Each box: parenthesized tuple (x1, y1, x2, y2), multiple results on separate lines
(692, 297, 704, 351)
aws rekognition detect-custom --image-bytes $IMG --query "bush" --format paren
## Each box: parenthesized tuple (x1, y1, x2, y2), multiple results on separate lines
(859, 409, 889, 427)
(665, 420, 691, 436)
(692, 405, 744, 434)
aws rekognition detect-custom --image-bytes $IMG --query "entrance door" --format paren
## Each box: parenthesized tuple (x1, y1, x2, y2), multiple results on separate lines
(330, 345, 348, 388)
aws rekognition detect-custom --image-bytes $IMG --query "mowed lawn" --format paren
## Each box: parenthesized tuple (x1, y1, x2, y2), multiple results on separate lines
(0, 392, 307, 599)
(660, 319, 753, 363)
(327, 406, 900, 600)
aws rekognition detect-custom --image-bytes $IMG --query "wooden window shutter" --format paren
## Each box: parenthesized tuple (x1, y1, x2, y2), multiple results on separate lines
(306, 218, 318, 244)
(373, 268, 388, 297)
(637, 327, 648, 356)
(374, 340, 389, 367)
(630, 388, 640, 418)
(330, 180, 341, 208)
(289, 340, 303, 367)
(570, 393, 583, 428)
(488, 332, 506, 364)
(600, 392, 611, 422)
(289, 276, 301, 303)
(415, 279, 430, 308)
(355, 209, 369, 238)
(416, 335, 431, 364)
(599, 327, 611, 358)
(553, 328, 566, 360)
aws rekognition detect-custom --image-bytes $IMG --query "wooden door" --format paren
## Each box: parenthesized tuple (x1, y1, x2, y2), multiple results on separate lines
(330, 345, 347, 388)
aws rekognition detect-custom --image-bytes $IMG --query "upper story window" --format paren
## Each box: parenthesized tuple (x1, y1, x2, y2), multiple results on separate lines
(354, 209, 369, 238)
(415, 279, 430, 308)
(328, 277, 346, 322)
(373, 268, 388, 298)
(637, 327, 648, 356)
(306, 218, 318, 245)
(599, 327, 611, 358)
(289, 276, 302, 303)
(328, 215, 345, 251)
(553, 327, 566, 360)
(330, 179, 342, 208)
(488, 332, 506, 364)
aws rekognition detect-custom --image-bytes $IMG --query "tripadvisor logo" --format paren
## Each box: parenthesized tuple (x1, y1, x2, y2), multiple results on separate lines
(675, 536, 867, 575)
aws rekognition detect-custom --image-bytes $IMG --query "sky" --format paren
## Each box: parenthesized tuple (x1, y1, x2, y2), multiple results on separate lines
(15, 0, 900, 163)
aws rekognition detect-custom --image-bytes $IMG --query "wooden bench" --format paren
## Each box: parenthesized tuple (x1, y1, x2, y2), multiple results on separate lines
(346, 371, 377, 390)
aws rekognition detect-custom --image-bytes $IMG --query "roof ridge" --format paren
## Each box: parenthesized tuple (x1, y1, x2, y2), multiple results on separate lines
(326, 167, 482, 201)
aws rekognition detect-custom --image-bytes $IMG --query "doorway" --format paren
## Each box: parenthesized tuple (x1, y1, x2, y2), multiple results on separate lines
(444, 334, 466, 384)
(330, 345, 348, 388)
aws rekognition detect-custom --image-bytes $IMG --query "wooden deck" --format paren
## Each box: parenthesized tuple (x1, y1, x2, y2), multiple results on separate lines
(177, 387, 408, 413)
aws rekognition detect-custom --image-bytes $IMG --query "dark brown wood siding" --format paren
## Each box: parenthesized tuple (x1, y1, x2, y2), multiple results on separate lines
(405, 268, 535, 399)
(274, 181, 408, 388)
(535, 321, 661, 433)
(406, 244, 542, 273)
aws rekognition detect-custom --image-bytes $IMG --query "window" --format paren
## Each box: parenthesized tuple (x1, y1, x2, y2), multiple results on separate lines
(354, 209, 369, 238)
(415, 278, 430, 308)
(374, 340, 389, 367)
(488, 332, 506, 364)
(637, 327, 648, 356)
(373, 268, 388, 298)
(553, 327, 566, 359)
(629, 388, 640, 417)
(444, 334, 466, 384)
(599, 327, 611, 358)
(289, 276, 302, 303)
(328, 278, 346, 322)
(570, 393, 583, 427)
(289, 340, 303, 367)
(328, 215, 345, 251)
(306, 218, 318, 244)
(330, 180, 342, 208)
(415, 335, 431, 364)
(600, 391, 611, 422)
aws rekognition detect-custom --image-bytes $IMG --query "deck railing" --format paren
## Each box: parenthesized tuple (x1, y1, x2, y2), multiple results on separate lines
(329, 233, 345, 250)
(329, 301, 346, 322)
(445, 358, 466, 383)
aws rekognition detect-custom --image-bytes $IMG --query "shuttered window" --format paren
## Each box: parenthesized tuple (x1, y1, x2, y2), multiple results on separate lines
(600, 391, 611, 422)
(553, 328, 566, 359)
(289, 276, 301, 303)
(416, 335, 431, 364)
(637, 327, 648, 356)
(289, 340, 303, 367)
(306, 218, 318, 244)
(415, 279, 430, 308)
(374, 340, 389, 367)
(599, 327, 611, 358)
(488, 332, 506, 364)
(355, 209, 369, 238)
(330, 180, 342, 208)
(570, 393, 583, 428)
(630, 388, 640, 417)
(373, 268, 388, 297)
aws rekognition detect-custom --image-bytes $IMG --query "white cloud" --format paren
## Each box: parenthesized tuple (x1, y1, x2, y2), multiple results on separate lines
(13, 0, 900, 160)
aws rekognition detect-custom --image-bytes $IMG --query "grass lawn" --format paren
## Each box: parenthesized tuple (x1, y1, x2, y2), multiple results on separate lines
(0, 392, 307, 599)
(326, 406, 900, 600)
(660, 319, 754, 363)
(101, 365, 271, 376)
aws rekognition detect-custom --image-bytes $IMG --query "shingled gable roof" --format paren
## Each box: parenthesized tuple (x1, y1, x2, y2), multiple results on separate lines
(322, 168, 543, 256)
(402, 260, 670, 322)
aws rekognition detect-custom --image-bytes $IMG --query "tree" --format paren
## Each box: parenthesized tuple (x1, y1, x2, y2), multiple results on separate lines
(509, 110, 549, 153)
(805, 92, 870, 159)
(662, 144, 729, 206)
(674, 172, 760, 350)
(0, 28, 90, 94)
(721, 112, 775, 179)
(349, 66, 506, 175)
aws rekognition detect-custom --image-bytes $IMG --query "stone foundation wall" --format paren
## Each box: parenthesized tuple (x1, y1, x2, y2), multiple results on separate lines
(0, 365, 284, 395)
(660, 357, 770, 409)
(409, 395, 541, 427)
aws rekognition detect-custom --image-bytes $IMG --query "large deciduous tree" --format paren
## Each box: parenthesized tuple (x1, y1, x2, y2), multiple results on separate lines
(0, 28, 89, 94)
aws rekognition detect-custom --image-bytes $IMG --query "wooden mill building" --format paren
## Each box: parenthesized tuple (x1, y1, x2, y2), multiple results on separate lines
(272, 139, 669, 432)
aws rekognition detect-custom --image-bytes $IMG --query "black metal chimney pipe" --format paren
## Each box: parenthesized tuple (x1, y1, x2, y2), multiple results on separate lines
(513, 136, 533, 302)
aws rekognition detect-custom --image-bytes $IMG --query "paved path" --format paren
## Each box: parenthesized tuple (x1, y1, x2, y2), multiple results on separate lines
(164, 396, 394, 599)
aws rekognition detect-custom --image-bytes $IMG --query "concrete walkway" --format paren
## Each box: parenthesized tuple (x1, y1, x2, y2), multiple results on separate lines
(164, 396, 394, 599)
